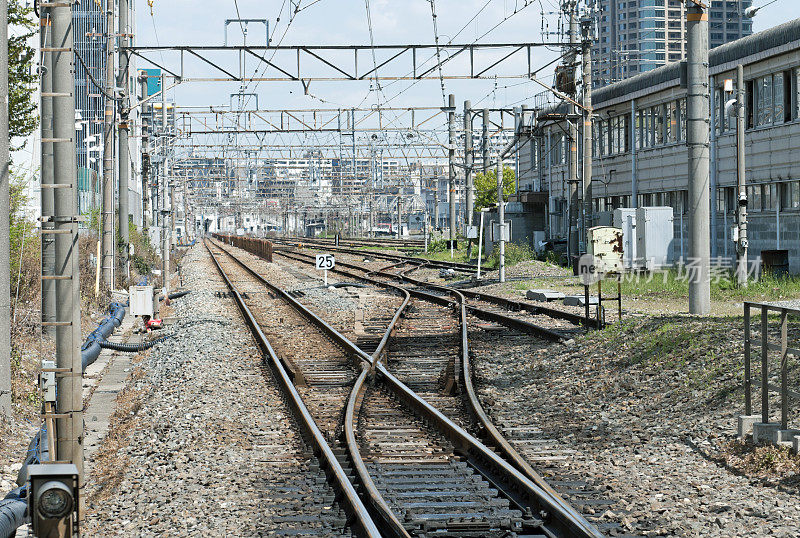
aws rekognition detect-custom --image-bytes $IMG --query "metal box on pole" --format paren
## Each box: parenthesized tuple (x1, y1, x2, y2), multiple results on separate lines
(635, 206, 675, 271)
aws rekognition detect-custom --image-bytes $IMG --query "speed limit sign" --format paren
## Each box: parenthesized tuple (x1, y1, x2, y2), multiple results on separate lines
(315, 254, 335, 270)
(315, 254, 335, 286)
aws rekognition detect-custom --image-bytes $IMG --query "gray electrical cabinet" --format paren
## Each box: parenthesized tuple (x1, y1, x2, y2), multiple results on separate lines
(613, 208, 637, 270)
(635, 206, 675, 270)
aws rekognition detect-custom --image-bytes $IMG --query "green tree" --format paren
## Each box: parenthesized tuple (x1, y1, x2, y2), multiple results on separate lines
(474, 166, 516, 211)
(9, 0, 38, 146)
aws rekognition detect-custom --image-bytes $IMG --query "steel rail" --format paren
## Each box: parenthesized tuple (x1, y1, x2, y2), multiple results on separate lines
(204, 240, 381, 538)
(221, 237, 602, 537)
(284, 239, 600, 329)
(275, 248, 571, 342)
(212, 237, 413, 536)
(451, 285, 602, 538)
(272, 237, 479, 272)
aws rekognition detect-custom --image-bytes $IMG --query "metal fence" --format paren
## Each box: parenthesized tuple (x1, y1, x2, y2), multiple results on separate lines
(213, 234, 273, 263)
(744, 302, 800, 430)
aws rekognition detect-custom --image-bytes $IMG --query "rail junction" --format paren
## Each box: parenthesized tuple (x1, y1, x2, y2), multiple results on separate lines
(197, 235, 622, 537)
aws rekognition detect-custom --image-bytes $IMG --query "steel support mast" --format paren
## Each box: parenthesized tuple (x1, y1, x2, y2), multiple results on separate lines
(40, 7, 56, 339)
(686, 0, 711, 314)
(464, 101, 474, 228)
(581, 16, 593, 252)
(0, 0, 9, 418)
(735, 63, 748, 287)
(567, 1, 579, 262)
(447, 94, 456, 242)
(51, 0, 84, 490)
(161, 75, 170, 296)
(102, 0, 115, 289)
(118, 0, 130, 279)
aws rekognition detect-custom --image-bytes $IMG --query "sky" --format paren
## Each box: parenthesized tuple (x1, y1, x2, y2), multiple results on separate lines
(133, 0, 797, 114)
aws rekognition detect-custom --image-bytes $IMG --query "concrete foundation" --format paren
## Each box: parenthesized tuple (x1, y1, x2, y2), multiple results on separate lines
(752, 422, 781, 444)
(737, 414, 762, 440)
(526, 289, 566, 302)
(776, 429, 800, 446)
(563, 295, 599, 307)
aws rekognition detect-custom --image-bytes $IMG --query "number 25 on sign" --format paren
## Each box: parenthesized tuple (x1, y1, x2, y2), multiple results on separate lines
(315, 254, 335, 286)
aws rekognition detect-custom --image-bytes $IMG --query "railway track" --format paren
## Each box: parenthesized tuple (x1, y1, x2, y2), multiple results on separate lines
(210, 237, 603, 537)
(270, 236, 479, 273)
(205, 239, 381, 537)
(273, 235, 426, 252)
(273, 247, 595, 338)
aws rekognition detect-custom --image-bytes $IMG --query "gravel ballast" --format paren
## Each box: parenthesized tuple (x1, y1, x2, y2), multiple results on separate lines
(83, 244, 352, 536)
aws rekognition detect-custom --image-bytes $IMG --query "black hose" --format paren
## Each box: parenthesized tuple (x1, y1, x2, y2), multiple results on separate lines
(0, 494, 26, 538)
(98, 335, 170, 352)
(158, 290, 191, 302)
(330, 282, 367, 289)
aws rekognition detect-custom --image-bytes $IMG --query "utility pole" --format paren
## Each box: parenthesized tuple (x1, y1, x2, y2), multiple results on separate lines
(464, 100, 474, 228)
(0, 0, 10, 418)
(482, 108, 490, 175)
(581, 15, 593, 253)
(40, 7, 56, 340)
(735, 63, 748, 287)
(102, 0, 115, 290)
(433, 169, 439, 231)
(686, 0, 711, 314)
(567, 1, 579, 262)
(161, 75, 170, 296)
(139, 73, 150, 231)
(184, 173, 190, 243)
(397, 196, 402, 238)
(447, 93, 456, 243)
(496, 158, 505, 283)
(118, 0, 130, 279)
(52, 0, 84, 491)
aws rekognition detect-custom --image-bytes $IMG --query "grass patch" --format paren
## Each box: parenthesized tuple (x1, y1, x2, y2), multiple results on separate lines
(613, 269, 800, 303)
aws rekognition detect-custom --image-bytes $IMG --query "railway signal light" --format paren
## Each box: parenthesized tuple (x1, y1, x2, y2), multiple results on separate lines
(27, 464, 80, 537)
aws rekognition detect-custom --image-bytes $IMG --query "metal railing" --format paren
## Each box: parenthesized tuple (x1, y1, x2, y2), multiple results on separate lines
(744, 302, 800, 430)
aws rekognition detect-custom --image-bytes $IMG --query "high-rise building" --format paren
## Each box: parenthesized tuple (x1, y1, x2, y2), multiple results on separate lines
(591, 0, 754, 87)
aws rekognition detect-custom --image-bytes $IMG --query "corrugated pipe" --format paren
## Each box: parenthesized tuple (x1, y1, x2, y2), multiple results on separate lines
(0, 487, 27, 538)
(99, 335, 170, 353)
(158, 289, 191, 302)
(2, 289, 189, 537)
(1, 426, 49, 538)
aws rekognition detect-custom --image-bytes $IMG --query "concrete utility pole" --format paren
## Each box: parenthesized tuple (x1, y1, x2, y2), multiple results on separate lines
(184, 174, 190, 243)
(686, 0, 711, 314)
(447, 94, 456, 242)
(496, 159, 505, 283)
(567, 1, 579, 261)
(118, 0, 130, 279)
(51, 0, 84, 487)
(581, 16, 593, 252)
(464, 100, 474, 227)
(102, 0, 115, 290)
(735, 63, 748, 287)
(139, 73, 150, 231)
(396, 196, 402, 238)
(482, 108, 490, 174)
(0, 0, 10, 418)
(161, 75, 170, 296)
(40, 7, 56, 340)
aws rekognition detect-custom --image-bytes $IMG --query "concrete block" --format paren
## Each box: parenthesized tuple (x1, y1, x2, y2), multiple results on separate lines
(793, 436, 800, 455)
(563, 295, 600, 307)
(752, 422, 781, 444)
(776, 429, 800, 445)
(525, 289, 566, 302)
(737, 414, 762, 439)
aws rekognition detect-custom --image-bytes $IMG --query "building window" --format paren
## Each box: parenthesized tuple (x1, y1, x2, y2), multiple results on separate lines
(781, 181, 800, 210)
(763, 183, 777, 210)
